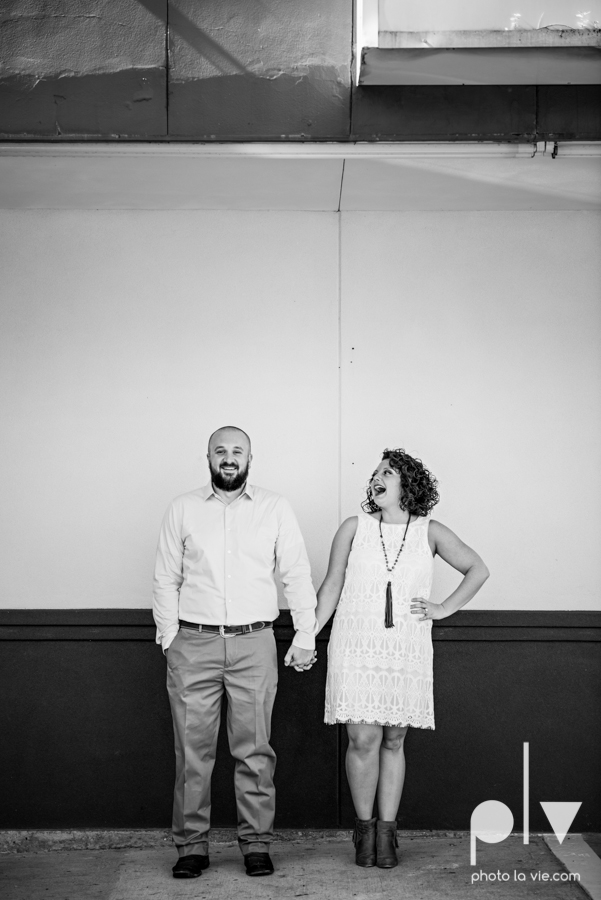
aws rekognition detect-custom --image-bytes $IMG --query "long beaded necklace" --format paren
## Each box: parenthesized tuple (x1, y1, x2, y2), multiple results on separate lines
(379, 514, 412, 628)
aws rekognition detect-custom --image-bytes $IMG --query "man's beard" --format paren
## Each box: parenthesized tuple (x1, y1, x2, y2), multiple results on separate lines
(210, 461, 249, 493)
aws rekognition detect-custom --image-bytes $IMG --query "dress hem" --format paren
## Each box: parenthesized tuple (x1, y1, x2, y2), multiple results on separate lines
(324, 718, 435, 730)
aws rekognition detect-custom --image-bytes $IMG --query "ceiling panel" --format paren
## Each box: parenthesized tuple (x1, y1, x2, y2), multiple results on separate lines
(0, 153, 343, 211)
(341, 156, 601, 210)
(0, 144, 599, 211)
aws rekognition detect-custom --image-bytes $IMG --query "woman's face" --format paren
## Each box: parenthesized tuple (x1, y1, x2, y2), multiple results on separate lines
(369, 460, 402, 508)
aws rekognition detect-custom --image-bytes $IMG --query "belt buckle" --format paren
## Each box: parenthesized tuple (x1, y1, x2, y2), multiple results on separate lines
(219, 625, 234, 638)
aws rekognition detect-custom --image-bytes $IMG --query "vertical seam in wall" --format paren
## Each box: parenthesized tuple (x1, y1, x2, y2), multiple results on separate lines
(336, 208, 343, 825)
(349, 0, 355, 139)
(337, 159, 345, 214)
(337, 204, 342, 529)
(165, 1, 170, 136)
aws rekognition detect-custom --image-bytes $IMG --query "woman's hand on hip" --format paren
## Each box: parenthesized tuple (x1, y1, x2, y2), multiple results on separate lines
(410, 598, 448, 621)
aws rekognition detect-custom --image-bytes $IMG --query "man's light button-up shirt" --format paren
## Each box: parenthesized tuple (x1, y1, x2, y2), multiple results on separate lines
(152, 482, 318, 653)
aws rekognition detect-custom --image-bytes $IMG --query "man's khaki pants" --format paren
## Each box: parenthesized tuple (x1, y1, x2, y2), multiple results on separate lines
(166, 626, 278, 857)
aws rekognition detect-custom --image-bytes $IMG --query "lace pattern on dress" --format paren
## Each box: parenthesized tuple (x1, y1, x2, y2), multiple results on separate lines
(324, 513, 435, 729)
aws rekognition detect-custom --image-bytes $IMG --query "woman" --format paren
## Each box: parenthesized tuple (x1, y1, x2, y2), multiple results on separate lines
(315, 448, 489, 869)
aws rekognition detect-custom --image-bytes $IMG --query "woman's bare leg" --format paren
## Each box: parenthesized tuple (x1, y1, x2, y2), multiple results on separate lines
(376, 725, 408, 820)
(346, 724, 383, 819)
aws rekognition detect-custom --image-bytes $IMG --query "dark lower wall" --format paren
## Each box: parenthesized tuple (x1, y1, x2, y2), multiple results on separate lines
(0, 610, 599, 831)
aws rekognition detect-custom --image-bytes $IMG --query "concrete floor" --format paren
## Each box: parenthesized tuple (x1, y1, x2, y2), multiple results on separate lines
(0, 833, 594, 900)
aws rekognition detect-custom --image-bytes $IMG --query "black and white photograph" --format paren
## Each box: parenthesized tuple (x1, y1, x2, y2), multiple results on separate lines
(0, 1, 600, 899)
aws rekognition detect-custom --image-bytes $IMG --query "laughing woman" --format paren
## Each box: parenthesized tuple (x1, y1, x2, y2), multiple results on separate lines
(316, 448, 489, 869)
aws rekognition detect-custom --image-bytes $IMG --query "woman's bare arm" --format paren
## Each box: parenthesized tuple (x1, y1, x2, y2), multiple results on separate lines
(411, 520, 490, 621)
(315, 517, 358, 633)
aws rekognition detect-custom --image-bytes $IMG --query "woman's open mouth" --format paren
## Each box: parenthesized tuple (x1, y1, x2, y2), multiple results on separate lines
(373, 484, 386, 496)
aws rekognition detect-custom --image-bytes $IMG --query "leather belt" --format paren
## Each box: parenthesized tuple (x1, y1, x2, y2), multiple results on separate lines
(179, 619, 272, 637)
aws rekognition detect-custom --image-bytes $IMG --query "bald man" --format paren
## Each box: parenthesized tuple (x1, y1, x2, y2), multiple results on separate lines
(153, 427, 317, 879)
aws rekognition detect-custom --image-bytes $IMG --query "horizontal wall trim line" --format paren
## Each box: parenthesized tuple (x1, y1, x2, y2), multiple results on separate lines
(1, 610, 598, 625)
(1, 141, 600, 159)
(0, 610, 599, 641)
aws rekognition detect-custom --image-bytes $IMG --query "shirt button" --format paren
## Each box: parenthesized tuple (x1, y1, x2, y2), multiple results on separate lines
(227, 550, 231, 554)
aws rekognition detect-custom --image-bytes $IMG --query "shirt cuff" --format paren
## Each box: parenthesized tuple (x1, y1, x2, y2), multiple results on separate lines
(292, 631, 316, 651)
(160, 628, 179, 654)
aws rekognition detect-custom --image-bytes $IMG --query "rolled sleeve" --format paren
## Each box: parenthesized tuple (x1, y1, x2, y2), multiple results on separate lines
(153, 501, 184, 653)
(275, 498, 318, 650)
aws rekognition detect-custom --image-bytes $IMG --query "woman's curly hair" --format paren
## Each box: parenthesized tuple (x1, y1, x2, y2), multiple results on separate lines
(362, 448, 440, 517)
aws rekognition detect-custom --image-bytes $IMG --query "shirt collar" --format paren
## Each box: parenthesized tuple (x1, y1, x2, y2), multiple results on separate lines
(200, 482, 254, 501)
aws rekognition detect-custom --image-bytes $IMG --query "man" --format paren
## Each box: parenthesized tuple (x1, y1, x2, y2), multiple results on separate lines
(153, 426, 317, 879)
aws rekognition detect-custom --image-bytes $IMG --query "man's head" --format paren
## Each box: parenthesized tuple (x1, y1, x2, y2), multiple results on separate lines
(207, 426, 252, 492)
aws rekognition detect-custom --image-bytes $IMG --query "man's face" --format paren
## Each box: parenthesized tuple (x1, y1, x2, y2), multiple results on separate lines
(207, 429, 252, 492)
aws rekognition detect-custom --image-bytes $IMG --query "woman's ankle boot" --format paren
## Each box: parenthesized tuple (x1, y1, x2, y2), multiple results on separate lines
(376, 819, 399, 868)
(353, 817, 377, 867)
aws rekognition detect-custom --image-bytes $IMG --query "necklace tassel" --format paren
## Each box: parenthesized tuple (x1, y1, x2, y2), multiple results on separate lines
(379, 515, 411, 629)
(385, 581, 394, 628)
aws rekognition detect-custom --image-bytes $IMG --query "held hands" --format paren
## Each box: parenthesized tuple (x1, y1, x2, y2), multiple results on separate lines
(410, 597, 449, 622)
(284, 644, 317, 672)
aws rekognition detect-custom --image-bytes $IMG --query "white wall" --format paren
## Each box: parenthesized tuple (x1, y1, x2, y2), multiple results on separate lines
(341, 211, 601, 609)
(1, 208, 600, 611)
(0, 210, 340, 607)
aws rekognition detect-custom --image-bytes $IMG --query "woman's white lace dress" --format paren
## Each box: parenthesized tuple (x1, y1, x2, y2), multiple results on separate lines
(324, 513, 435, 729)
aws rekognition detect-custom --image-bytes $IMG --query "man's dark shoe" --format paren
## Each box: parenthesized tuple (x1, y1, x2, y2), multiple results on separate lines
(172, 854, 210, 878)
(244, 852, 274, 876)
